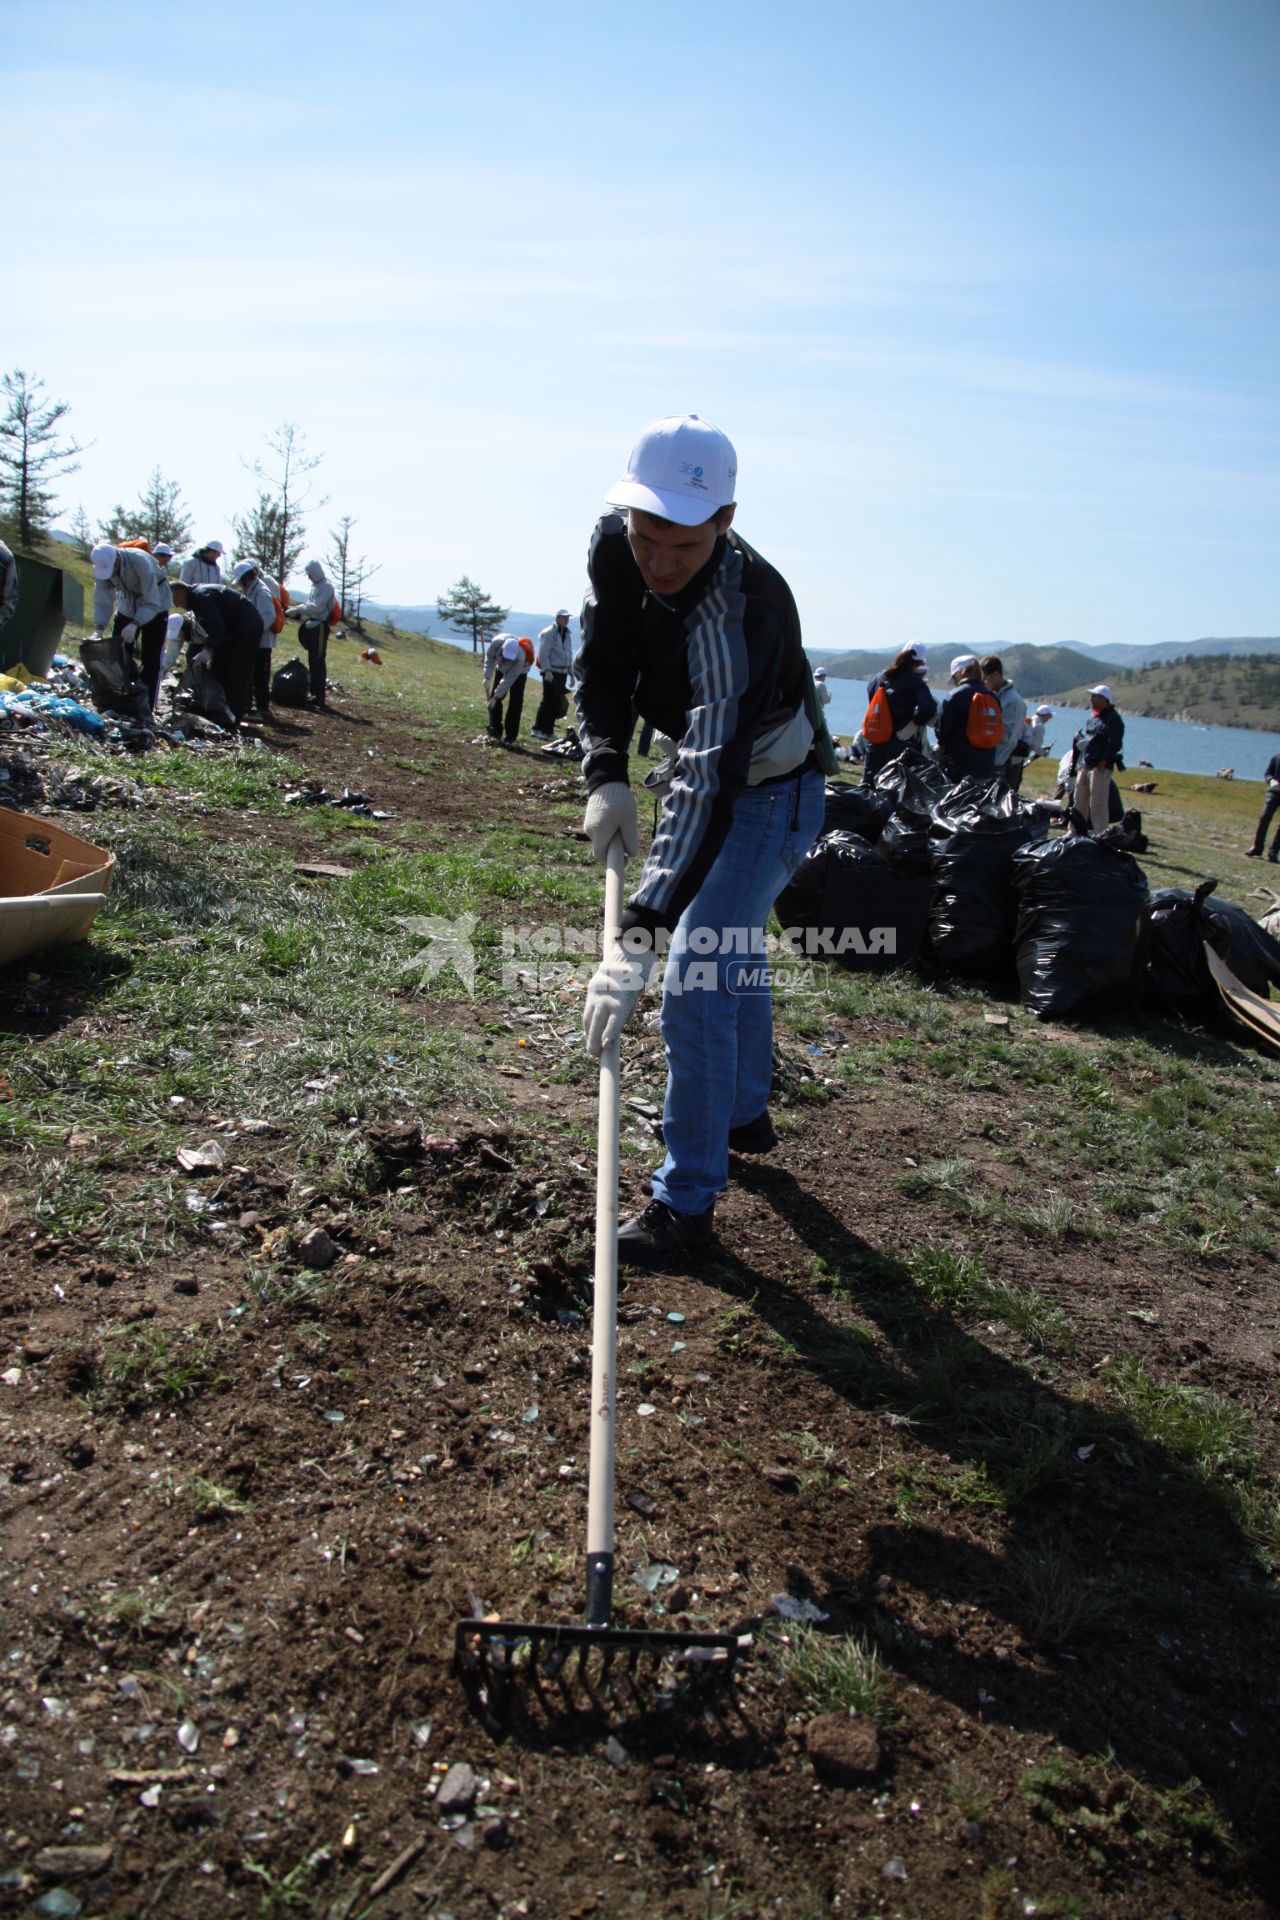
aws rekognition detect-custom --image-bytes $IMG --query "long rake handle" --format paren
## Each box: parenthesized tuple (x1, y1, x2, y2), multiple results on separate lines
(585, 834, 626, 1626)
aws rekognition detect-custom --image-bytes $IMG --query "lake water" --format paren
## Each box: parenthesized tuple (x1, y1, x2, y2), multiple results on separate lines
(818, 680, 1280, 782)
(425, 625, 1280, 781)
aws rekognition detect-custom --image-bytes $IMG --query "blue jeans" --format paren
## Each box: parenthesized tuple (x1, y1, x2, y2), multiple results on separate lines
(651, 769, 824, 1218)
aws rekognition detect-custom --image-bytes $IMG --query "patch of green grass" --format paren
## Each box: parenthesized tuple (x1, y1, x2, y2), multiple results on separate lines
(91, 1583, 174, 1636)
(177, 1475, 252, 1521)
(906, 1244, 1075, 1353)
(1102, 1354, 1258, 1483)
(1154, 1779, 1240, 1859)
(758, 1619, 885, 1717)
(999, 1541, 1113, 1646)
(100, 1324, 226, 1412)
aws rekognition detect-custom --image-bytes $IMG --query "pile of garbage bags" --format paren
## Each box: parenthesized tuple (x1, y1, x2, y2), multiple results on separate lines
(776, 749, 1280, 1025)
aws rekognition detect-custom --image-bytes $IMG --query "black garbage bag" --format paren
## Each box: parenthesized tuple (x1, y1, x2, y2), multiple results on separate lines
(776, 830, 931, 974)
(875, 752, 954, 876)
(1012, 835, 1150, 1019)
(1145, 880, 1280, 1013)
(541, 727, 584, 760)
(79, 634, 151, 722)
(1145, 884, 1217, 1014)
(873, 750, 951, 817)
(821, 779, 891, 842)
(272, 657, 310, 707)
(928, 779, 1047, 979)
(179, 659, 237, 730)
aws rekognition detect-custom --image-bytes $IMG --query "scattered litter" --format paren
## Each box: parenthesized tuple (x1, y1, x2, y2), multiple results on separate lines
(32, 1891, 83, 1919)
(771, 1594, 829, 1624)
(176, 1140, 227, 1175)
(632, 1561, 679, 1593)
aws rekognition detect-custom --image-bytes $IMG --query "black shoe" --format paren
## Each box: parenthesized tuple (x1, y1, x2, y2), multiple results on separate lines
(1269, 854, 1279, 864)
(728, 1111, 778, 1155)
(1247, 848, 1261, 857)
(617, 1199, 715, 1269)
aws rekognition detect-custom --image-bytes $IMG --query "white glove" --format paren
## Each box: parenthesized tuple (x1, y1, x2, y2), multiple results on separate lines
(583, 939, 656, 1057)
(582, 782, 639, 863)
(120, 621, 138, 644)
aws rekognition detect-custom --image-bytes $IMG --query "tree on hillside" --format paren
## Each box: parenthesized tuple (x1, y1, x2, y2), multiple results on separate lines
(436, 575, 508, 654)
(68, 504, 94, 558)
(233, 422, 327, 588)
(326, 515, 381, 632)
(0, 368, 85, 550)
(99, 466, 193, 550)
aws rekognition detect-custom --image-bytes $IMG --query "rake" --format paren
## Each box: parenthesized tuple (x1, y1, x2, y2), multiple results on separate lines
(456, 834, 748, 1712)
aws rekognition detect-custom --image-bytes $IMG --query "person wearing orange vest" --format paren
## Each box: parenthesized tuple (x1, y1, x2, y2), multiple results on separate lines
(483, 633, 529, 743)
(935, 653, 1001, 780)
(861, 646, 937, 786)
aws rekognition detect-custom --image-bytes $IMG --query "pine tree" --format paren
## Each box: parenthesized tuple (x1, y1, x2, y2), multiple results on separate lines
(326, 515, 381, 633)
(98, 467, 193, 549)
(233, 423, 326, 588)
(0, 369, 85, 550)
(435, 575, 508, 654)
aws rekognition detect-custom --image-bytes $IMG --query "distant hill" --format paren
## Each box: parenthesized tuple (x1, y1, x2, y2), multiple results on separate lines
(1067, 636, 1280, 667)
(1050, 652, 1280, 730)
(816, 643, 1115, 698)
(365, 603, 561, 647)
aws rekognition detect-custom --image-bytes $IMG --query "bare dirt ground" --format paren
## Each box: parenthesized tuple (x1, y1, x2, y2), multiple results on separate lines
(2, 690, 1278, 1920)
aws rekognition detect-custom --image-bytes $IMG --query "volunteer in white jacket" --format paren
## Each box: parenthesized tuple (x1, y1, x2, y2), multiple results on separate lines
(232, 559, 280, 716)
(283, 559, 337, 708)
(180, 540, 225, 586)
(981, 654, 1028, 789)
(483, 633, 529, 744)
(90, 542, 169, 711)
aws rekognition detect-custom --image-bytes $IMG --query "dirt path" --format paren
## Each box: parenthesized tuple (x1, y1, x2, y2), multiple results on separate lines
(1, 688, 1277, 1919)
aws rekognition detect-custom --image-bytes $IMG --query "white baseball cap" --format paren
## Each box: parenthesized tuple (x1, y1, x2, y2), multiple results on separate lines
(1035, 703, 1054, 716)
(232, 559, 258, 583)
(153, 541, 174, 559)
(204, 539, 225, 555)
(501, 637, 521, 661)
(607, 414, 737, 526)
(90, 543, 116, 579)
(949, 653, 978, 677)
(814, 668, 827, 679)
(1088, 684, 1112, 701)
(555, 607, 570, 618)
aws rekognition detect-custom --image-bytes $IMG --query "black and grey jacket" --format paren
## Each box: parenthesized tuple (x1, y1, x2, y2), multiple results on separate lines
(186, 585, 265, 657)
(1080, 704, 1125, 770)
(576, 513, 830, 939)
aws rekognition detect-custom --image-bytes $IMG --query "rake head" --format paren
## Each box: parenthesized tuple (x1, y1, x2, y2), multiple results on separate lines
(455, 1615, 749, 1724)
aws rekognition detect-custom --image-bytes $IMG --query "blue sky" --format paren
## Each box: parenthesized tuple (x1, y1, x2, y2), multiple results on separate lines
(3, 0, 1277, 652)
